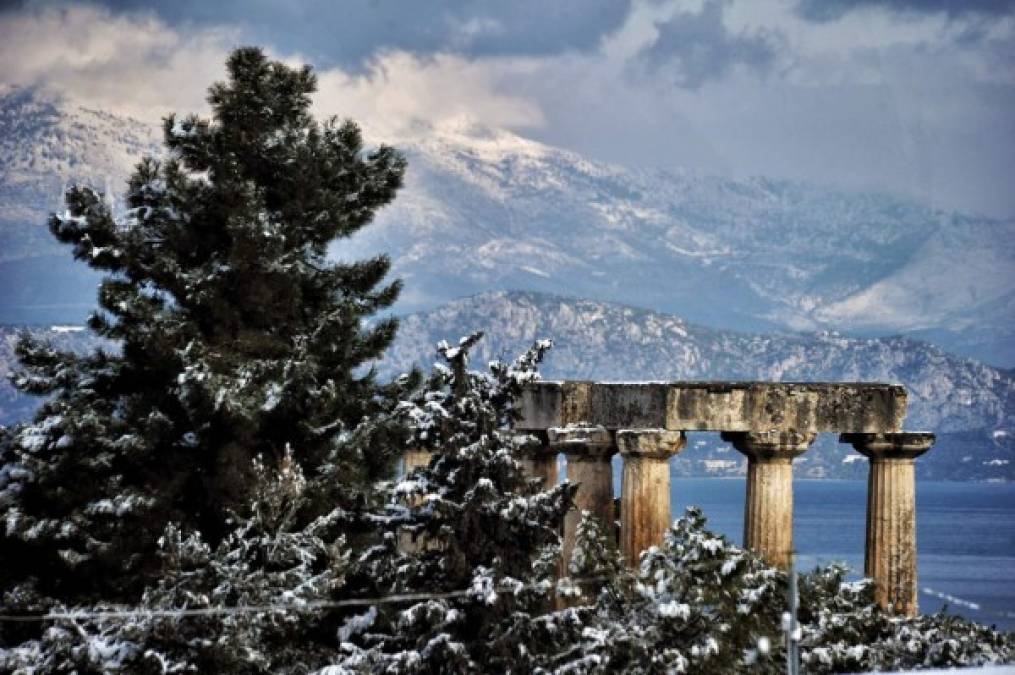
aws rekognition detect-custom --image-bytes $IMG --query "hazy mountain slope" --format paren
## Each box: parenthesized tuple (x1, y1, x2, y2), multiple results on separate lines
(382, 291, 1015, 481)
(1, 91, 1013, 363)
(346, 124, 1015, 364)
(0, 87, 159, 323)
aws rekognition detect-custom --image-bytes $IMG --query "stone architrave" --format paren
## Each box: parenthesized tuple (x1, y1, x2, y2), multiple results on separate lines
(616, 429, 686, 567)
(513, 432, 558, 491)
(518, 381, 908, 435)
(548, 424, 616, 575)
(721, 430, 816, 570)
(841, 432, 935, 617)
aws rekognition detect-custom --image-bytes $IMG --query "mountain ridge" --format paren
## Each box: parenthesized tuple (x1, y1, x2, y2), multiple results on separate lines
(3, 289, 1012, 481)
(380, 289, 1014, 481)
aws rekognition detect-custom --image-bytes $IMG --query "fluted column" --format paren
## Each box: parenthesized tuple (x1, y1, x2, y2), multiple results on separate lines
(617, 429, 686, 567)
(721, 430, 816, 569)
(841, 432, 935, 616)
(549, 424, 615, 573)
(513, 432, 558, 491)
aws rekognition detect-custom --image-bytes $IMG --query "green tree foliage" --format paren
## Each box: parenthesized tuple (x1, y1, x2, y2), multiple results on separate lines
(0, 47, 406, 603)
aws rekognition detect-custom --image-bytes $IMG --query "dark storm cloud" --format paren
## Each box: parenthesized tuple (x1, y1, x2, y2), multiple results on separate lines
(61, 0, 632, 68)
(641, 0, 784, 90)
(796, 0, 1015, 22)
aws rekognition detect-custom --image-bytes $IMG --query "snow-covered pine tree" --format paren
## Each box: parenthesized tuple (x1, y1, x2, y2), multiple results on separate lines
(325, 334, 574, 673)
(0, 47, 406, 604)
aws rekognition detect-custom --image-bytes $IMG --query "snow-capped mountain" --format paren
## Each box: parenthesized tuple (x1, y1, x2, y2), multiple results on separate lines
(350, 121, 1015, 366)
(1, 89, 1013, 365)
(382, 290, 1015, 481)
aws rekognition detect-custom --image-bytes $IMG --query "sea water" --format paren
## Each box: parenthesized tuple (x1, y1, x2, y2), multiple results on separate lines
(587, 458, 1015, 629)
(665, 477, 1015, 630)
(404, 454, 1015, 629)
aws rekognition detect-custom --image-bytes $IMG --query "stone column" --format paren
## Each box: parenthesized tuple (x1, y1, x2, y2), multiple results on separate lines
(841, 432, 935, 617)
(617, 429, 686, 567)
(398, 449, 435, 553)
(403, 449, 433, 475)
(513, 432, 558, 491)
(548, 424, 615, 574)
(721, 430, 816, 570)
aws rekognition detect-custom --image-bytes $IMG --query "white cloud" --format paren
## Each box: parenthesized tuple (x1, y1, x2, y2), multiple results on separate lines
(1, 0, 1012, 217)
(0, 4, 235, 119)
(0, 4, 544, 141)
(313, 51, 545, 140)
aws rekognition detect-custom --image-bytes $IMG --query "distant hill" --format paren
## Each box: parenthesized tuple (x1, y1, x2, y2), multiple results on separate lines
(3, 291, 1012, 480)
(1, 89, 1013, 364)
(381, 291, 1015, 482)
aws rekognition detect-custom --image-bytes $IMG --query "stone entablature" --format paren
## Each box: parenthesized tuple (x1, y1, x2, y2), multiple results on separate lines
(518, 381, 908, 434)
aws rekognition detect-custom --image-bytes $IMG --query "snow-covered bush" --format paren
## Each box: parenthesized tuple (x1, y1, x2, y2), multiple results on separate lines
(798, 563, 1015, 672)
(1, 449, 352, 673)
(529, 507, 785, 674)
(322, 334, 573, 673)
(525, 506, 1014, 674)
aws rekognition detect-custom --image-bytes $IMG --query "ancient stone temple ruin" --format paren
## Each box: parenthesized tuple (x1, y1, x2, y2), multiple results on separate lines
(514, 381, 935, 617)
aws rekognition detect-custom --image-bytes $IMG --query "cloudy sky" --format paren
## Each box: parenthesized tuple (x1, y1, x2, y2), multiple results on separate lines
(1, 0, 1013, 218)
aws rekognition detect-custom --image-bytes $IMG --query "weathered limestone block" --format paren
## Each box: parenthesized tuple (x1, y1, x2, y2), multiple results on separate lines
(518, 381, 908, 434)
(548, 424, 615, 578)
(722, 430, 816, 569)
(512, 432, 558, 491)
(617, 429, 686, 566)
(841, 432, 935, 617)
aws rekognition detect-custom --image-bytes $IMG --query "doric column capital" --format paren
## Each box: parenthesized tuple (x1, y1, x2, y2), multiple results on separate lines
(720, 430, 816, 461)
(548, 423, 614, 458)
(840, 432, 935, 461)
(616, 429, 686, 460)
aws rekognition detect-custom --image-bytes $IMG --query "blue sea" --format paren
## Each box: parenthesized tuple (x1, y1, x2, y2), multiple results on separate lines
(646, 475, 1015, 630)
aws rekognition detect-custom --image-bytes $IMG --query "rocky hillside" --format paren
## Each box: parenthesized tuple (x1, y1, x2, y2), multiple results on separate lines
(349, 122, 1015, 366)
(3, 292, 1012, 480)
(382, 291, 1015, 481)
